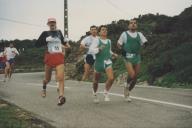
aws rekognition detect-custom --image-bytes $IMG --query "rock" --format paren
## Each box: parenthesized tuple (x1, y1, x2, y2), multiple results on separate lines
(0, 103, 8, 108)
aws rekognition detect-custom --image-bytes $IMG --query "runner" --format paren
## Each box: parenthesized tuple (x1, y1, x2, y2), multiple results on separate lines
(35, 18, 70, 106)
(117, 19, 147, 102)
(80, 25, 98, 81)
(92, 25, 118, 103)
(4, 43, 19, 82)
(0, 49, 6, 75)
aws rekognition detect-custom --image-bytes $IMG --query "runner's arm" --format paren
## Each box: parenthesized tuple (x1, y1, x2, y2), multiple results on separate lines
(57, 30, 71, 49)
(79, 37, 89, 54)
(80, 36, 89, 49)
(117, 32, 126, 49)
(4, 48, 7, 56)
(64, 42, 71, 49)
(14, 48, 19, 55)
(109, 40, 118, 58)
(138, 32, 147, 45)
(35, 31, 47, 48)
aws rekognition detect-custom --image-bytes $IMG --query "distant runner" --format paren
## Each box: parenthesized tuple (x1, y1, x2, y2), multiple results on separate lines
(117, 19, 147, 102)
(92, 25, 118, 103)
(0, 49, 6, 75)
(80, 25, 98, 81)
(4, 43, 19, 82)
(35, 18, 70, 106)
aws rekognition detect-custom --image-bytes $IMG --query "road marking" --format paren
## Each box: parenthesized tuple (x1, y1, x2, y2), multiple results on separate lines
(26, 83, 70, 89)
(99, 92, 192, 110)
(118, 84, 192, 90)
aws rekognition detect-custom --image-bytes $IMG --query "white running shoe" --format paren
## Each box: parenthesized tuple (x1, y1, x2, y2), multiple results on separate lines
(124, 84, 131, 102)
(93, 94, 99, 104)
(3, 78, 7, 82)
(125, 96, 132, 102)
(104, 93, 110, 102)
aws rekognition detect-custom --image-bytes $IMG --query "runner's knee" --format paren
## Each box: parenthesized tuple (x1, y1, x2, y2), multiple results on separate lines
(108, 75, 114, 82)
(57, 76, 64, 81)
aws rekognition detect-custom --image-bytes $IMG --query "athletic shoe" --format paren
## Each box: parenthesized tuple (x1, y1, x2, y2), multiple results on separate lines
(3, 78, 7, 82)
(93, 94, 99, 103)
(124, 96, 132, 102)
(58, 96, 66, 106)
(104, 93, 110, 102)
(124, 84, 131, 102)
(41, 89, 46, 98)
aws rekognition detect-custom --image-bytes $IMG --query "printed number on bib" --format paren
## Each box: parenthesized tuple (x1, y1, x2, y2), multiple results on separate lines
(51, 45, 62, 53)
(126, 53, 134, 59)
(104, 59, 112, 65)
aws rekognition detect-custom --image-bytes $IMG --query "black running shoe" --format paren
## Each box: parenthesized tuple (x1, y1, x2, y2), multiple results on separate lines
(57, 96, 66, 106)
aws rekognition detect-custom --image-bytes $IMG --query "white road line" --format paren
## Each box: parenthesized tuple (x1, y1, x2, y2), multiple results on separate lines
(119, 84, 192, 90)
(135, 85, 192, 90)
(99, 92, 192, 110)
(26, 83, 70, 89)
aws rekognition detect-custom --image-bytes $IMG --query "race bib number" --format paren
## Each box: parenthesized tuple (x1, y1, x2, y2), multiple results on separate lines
(52, 45, 62, 53)
(48, 43, 62, 53)
(47, 36, 62, 53)
(104, 59, 112, 65)
(126, 53, 134, 59)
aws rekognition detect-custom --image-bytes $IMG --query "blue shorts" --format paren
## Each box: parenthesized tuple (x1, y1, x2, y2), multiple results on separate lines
(84, 54, 95, 66)
(0, 62, 5, 69)
(7, 58, 15, 65)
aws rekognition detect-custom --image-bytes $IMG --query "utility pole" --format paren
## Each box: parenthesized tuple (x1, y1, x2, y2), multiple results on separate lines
(64, 0, 68, 38)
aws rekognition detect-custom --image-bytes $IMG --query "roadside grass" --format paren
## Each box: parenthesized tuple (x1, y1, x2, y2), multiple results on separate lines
(0, 99, 54, 128)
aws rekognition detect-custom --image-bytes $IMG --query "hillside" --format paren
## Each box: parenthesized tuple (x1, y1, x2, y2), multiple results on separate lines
(66, 6, 192, 88)
(1, 6, 192, 88)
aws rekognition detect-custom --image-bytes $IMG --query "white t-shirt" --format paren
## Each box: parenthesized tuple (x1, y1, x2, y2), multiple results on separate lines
(4, 47, 19, 60)
(0, 52, 4, 57)
(118, 31, 147, 46)
(46, 36, 63, 53)
(81, 35, 99, 55)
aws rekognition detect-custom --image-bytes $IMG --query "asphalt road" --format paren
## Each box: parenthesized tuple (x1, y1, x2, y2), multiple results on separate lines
(0, 72, 192, 128)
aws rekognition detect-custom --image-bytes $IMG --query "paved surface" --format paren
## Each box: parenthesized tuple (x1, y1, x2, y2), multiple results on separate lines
(0, 72, 192, 128)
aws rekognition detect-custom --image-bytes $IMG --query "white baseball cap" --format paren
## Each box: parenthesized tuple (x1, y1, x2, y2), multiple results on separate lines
(47, 17, 56, 24)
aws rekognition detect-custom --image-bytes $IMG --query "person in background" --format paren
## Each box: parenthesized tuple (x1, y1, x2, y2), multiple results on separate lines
(4, 43, 19, 82)
(92, 25, 118, 103)
(80, 26, 99, 81)
(117, 19, 147, 102)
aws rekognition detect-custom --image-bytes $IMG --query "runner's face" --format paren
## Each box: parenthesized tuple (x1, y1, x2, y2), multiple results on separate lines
(90, 27, 97, 36)
(10, 44, 14, 48)
(128, 20, 137, 31)
(99, 27, 107, 37)
(48, 22, 56, 30)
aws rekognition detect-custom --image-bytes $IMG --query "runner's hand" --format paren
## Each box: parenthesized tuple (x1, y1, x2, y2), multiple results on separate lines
(112, 53, 118, 59)
(99, 45, 106, 52)
(113, 53, 118, 58)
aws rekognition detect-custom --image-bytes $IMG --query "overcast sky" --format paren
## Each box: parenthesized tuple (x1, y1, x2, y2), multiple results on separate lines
(0, 0, 191, 41)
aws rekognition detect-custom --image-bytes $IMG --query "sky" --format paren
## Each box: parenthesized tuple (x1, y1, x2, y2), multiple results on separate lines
(0, 0, 191, 41)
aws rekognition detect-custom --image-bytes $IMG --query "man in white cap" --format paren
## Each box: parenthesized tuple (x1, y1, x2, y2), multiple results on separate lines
(35, 17, 70, 106)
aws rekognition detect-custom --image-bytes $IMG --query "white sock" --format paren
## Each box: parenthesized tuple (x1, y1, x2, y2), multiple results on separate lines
(93, 90, 97, 96)
(104, 89, 109, 95)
